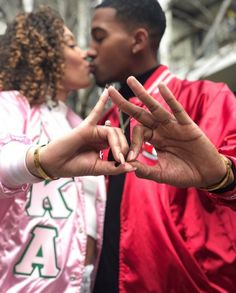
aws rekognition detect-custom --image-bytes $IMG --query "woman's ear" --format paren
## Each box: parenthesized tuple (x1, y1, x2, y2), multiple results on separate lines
(131, 28, 149, 54)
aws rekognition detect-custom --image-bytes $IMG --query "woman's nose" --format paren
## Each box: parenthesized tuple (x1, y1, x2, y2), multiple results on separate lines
(86, 47, 97, 59)
(81, 50, 87, 59)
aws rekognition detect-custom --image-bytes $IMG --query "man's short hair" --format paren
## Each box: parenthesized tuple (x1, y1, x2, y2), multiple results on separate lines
(96, 0, 166, 50)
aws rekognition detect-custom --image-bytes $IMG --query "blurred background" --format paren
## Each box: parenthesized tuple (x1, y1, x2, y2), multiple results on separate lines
(0, 0, 235, 117)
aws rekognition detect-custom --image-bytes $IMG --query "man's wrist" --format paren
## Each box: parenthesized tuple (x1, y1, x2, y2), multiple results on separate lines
(200, 155, 233, 192)
(211, 160, 236, 194)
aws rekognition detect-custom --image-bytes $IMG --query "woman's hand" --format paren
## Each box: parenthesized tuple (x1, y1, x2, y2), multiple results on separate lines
(27, 88, 136, 178)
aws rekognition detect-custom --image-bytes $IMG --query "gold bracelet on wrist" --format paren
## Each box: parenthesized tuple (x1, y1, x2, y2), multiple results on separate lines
(201, 154, 232, 192)
(33, 145, 59, 181)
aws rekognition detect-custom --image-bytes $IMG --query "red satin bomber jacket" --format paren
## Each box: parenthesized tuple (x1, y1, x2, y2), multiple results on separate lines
(101, 65, 236, 293)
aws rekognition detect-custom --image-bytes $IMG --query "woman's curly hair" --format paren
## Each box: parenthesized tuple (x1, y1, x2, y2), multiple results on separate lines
(0, 6, 65, 106)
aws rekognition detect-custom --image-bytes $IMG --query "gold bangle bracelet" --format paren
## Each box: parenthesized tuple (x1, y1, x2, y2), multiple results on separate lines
(201, 154, 232, 192)
(33, 145, 58, 181)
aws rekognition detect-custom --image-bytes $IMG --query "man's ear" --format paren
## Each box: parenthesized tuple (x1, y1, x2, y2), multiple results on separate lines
(131, 28, 149, 54)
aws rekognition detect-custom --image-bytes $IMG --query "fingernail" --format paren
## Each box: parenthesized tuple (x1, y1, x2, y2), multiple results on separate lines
(106, 83, 114, 89)
(126, 165, 137, 173)
(119, 153, 125, 164)
(102, 87, 108, 95)
(127, 150, 135, 161)
(101, 88, 109, 102)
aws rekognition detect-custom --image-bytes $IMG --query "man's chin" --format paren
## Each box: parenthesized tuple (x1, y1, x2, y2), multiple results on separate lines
(92, 73, 115, 88)
(95, 79, 109, 88)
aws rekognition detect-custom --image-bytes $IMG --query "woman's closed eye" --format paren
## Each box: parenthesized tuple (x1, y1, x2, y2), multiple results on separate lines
(67, 44, 78, 49)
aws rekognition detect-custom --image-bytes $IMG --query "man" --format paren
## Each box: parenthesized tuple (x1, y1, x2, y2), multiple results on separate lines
(88, 0, 236, 292)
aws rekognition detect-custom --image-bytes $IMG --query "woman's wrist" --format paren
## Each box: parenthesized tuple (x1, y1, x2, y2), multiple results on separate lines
(25, 146, 38, 178)
(26, 145, 59, 181)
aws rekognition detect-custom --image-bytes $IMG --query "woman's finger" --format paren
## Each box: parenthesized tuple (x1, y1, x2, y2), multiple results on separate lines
(82, 88, 109, 126)
(104, 126, 130, 163)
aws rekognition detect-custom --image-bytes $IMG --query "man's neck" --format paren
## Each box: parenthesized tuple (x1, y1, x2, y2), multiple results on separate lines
(119, 65, 159, 99)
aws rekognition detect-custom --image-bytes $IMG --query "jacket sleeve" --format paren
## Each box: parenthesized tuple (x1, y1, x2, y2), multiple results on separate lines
(192, 82, 236, 207)
(0, 92, 40, 198)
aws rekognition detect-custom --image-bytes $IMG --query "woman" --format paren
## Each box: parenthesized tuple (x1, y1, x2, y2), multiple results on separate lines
(0, 6, 133, 293)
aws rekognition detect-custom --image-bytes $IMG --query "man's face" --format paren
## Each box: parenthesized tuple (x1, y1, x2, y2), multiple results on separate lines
(88, 8, 134, 87)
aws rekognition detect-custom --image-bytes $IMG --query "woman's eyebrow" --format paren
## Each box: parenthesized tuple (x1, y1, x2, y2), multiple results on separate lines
(64, 34, 75, 41)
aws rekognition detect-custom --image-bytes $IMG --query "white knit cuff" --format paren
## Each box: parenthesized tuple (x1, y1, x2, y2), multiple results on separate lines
(0, 141, 42, 188)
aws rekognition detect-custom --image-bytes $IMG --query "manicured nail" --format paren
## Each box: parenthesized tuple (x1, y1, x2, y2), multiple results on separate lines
(126, 165, 137, 172)
(102, 87, 108, 95)
(127, 150, 135, 161)
(119, 153, 125, 164)
(105, 83, 112, 89)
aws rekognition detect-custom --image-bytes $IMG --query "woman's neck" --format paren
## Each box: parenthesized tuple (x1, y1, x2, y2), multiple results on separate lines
(56, 90, 68, 102)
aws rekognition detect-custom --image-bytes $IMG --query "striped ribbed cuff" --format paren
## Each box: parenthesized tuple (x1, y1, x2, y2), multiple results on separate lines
(0, 141, 42, 188)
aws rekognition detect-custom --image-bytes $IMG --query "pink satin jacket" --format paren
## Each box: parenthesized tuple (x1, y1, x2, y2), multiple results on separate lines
(0, 91, 106, 293)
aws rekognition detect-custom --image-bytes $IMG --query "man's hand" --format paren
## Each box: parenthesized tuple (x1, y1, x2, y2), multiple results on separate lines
(108, 76, 230, 188)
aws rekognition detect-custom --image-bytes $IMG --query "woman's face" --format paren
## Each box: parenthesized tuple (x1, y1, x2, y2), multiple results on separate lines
(60, 27, 91, 93)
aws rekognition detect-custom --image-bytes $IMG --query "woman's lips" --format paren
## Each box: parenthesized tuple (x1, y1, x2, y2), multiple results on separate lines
(89, 64, 95, 74)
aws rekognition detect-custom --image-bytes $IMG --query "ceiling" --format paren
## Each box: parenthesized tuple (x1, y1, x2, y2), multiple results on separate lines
(171, 0, 222, 19)
(206, 63, 236, 92)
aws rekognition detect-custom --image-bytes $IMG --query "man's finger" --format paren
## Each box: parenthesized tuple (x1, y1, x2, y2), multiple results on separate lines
(158, 83, 192, 124)
(131, 160, 162, 182)
(127, 76, 171, 124)
(108, 86, 155, 127)
(127, 125, 152, 161)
